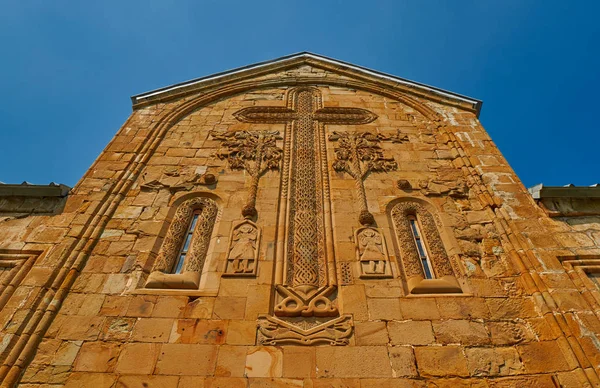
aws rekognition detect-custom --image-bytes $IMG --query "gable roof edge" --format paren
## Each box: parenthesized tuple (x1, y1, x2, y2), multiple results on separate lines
(131, 52, 483, 117)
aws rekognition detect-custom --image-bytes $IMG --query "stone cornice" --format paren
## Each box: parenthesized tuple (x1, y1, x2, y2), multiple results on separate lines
(130, 52, 483, 117)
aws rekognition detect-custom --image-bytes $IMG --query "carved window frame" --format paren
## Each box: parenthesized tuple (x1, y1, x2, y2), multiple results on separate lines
(389, 199, 462, 294)
(144, 196, 219, 290)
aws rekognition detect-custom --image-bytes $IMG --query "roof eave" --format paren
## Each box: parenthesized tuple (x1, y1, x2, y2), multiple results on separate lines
(130, 52, 483, 116)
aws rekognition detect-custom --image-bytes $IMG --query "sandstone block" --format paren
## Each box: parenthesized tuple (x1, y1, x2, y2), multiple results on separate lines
(155, 343, 218, 375)
(355, 321, 389, 345)
(131, 318, 174, 342)
(282, 346, 315, 378)
(316, 346, 392, 378)
(517, 341, 570, 373)
(245, 346, 283, 378)
(116, 375, 179, 388)
(465, 347, 523, 376)
(367, 298, 402, 321)
(226, 320, 257, 345)
(399, 298, 440, 320)
(216, 345, 247, 377)
(115, 343, 160, 374)
(170, 319, 227, 344)
(73, 342, 121, 372)
(213, 297, 247, 319)
(388, 321, 434, 345)
(64, 372, 117, 388)
(414, 346, 468, 377)
(388, 346, 417, 377)
(433, 320, 489, 345)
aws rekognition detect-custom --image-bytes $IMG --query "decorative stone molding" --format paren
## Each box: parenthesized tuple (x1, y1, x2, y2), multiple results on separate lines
(222, 219, 260, 276)
(355, 226, 392, 278)
(274, 285, 337, 317)
(418, 178, 468, 198)
(145, 197, 218, 289)
(390, 200, 461, 294)
(329, 131, 397, 226)
(211, 130, 282, 218)
(257, 314, 353, 346)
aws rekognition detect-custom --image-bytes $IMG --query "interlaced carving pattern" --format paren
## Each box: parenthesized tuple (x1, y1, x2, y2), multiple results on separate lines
(391, 201, 453, 278)
(287, 90, 323, 288)
(153, 197, 218, 273)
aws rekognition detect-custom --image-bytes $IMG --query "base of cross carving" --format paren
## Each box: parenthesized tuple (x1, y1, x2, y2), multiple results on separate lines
(274, 284, 338, 317)
(257, 314, 353, 346)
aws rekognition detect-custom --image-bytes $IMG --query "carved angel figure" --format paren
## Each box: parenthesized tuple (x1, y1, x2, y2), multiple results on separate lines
(358, 228, 385, 273)
(228, 224, 258, 273)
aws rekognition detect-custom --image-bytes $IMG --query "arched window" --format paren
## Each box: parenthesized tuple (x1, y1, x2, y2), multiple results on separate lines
(390, 200, 461, 294)
(407, 215, 434, 279)
(145, 197, 218, 289)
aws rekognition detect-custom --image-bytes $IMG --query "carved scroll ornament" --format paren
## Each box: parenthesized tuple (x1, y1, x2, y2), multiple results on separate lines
(257, 314, 353, 346)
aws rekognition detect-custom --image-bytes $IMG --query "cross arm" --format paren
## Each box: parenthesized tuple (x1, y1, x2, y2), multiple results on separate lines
(314, 107, 377, 125)
(233, 106, 296, 124)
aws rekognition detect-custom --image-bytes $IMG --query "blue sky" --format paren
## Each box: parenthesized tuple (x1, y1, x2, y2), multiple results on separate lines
(1, 1, 598, 188)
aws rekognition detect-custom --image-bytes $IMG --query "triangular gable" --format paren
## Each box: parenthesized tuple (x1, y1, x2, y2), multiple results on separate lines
(131, 52, 483, 117)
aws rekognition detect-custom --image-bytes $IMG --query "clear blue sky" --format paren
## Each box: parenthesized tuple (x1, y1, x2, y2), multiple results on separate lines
(1, 1, 598, 188)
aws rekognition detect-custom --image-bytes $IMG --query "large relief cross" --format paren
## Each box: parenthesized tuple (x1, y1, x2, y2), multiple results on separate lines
(234, 87, 377, 318)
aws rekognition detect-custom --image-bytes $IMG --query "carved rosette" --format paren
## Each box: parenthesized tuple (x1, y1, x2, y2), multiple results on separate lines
(355, 226, 392, 278)
(390, 201, 453, 278)
(152, 197, 218, 274)
(223, 219, 260, 277)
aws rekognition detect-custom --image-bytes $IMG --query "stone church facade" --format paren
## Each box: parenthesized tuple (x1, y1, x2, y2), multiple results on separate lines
(1, 53, 599, 387)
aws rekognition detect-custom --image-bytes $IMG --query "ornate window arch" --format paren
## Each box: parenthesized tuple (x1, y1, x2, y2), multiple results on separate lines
(390, 199, 462, 294)
(145, 196, 218, 289)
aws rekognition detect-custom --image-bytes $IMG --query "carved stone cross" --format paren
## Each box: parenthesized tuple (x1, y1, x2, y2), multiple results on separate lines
(234, 87, 377, 315)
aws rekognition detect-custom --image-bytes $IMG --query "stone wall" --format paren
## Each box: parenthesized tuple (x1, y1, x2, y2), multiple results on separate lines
(1, 59, 599, 387)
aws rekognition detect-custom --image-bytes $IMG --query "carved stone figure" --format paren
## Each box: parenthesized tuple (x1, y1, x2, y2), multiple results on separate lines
(329, 131, 398, 225)
(223, 220, 260, 276)
(355, 227, 392, 278)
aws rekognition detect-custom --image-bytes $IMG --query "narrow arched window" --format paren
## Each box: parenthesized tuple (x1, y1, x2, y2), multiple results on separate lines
(151, 197, 218, 275)
(173, 211, 201, 274)
(408, 215, 434, 279)
(391, 200, 462, 294)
